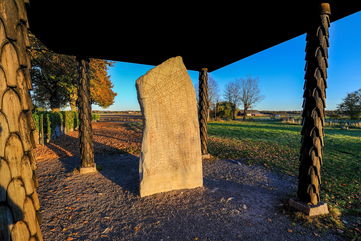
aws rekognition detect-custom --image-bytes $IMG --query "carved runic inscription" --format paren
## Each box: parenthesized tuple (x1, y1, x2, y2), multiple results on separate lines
(136, 56, 203, 197)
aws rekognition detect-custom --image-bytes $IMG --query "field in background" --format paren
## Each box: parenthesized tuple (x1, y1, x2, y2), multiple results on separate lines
(207, 121, 361, 227)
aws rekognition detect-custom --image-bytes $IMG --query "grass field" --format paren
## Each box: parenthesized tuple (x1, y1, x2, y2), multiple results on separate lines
(207, 120, 361, 236)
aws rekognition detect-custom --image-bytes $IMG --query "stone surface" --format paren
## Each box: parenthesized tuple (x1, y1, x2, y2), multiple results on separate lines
(289, 198, 329, 216)
(136, 56, 203, 197)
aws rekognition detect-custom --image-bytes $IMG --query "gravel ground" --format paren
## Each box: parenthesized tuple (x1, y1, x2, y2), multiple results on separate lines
(33, 122, 343, 240)
(35, 154, 343, 241)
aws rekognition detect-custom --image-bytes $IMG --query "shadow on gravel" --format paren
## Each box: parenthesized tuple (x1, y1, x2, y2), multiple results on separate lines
(46, 134, 140, 195)
(92, 133, 140, 142)
(96, 154, 140, 195)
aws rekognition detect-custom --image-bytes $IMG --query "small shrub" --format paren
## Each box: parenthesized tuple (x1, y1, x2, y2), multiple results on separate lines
(32, 110, 80, 143)
(61, 111, 78, 133)
(32, 112, 40, 130)
(44, 113, 51, 142)
(92, 113, 100, 121)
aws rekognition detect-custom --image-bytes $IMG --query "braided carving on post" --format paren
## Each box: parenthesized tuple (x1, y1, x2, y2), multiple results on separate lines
(198, 68, 209, 156)
(0, 0, 43, 240)
(298, 3, 331, 205)
(77, 57, 95, 171)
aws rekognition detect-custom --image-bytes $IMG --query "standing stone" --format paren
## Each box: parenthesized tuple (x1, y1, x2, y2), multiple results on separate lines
(136, 56, 203, 197)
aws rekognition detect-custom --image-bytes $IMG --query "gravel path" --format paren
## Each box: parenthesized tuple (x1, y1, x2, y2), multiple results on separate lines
(35, 154, 343, 241)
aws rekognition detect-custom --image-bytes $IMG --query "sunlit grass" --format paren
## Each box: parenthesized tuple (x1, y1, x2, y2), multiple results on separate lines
(208, 120, 361, 237)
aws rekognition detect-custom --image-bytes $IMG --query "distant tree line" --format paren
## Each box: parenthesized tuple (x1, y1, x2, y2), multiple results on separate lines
(199, 76, 360, 121)
(336, 88, 361, 119)
(197, 76, 263, 120)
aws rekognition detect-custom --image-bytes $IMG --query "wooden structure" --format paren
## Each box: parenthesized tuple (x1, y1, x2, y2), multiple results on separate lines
(198, 68, 210, 158)
(76, 57, 96, 173)
(0, 0, 43, 240)
(0, 0, 360, 239)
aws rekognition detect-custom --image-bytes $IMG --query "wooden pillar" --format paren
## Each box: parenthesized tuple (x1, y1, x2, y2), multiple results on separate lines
(198, 68, 210, 158)
(290, 2, 331, 216)
(0, 0, 43, 240)
(77, 57, 96, 173)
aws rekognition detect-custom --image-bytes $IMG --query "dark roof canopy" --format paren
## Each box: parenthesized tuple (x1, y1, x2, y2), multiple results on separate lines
(27, 1, 360, 71)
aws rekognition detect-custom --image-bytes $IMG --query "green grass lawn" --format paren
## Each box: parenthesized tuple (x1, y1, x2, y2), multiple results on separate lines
(208, 120, 361, 236)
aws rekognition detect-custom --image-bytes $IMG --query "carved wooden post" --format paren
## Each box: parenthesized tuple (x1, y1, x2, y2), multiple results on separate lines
(77, 57, 96, 173)
(290, 2, 331, 216)
(198, 68, 210, 159)
(0, 0, 44, 240)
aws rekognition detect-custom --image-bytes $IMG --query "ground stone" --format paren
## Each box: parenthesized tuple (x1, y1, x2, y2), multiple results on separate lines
(289, 198, 329, 216)
(79, 165, 97, 174)
(136, 56, 203, 197)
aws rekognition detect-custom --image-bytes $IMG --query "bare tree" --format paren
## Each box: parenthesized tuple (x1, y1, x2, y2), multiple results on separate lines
(239, 77, 263, 120)
(208, 76, 220, 119)
(207, 76, 219, 105)
(224, 81, 242, 120)
(195, 75, 220, 119)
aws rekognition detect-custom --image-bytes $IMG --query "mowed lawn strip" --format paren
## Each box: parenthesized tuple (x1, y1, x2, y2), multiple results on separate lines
(208, 121, 361, 217)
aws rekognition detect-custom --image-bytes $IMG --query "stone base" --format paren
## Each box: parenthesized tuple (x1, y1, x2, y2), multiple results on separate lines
(289, 199, 329, 216)
(79, 165, 97, 174)
(202, 154, 212, 159)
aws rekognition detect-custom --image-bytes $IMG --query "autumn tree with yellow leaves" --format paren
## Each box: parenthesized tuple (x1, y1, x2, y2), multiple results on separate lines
(29, 33, 116, 111)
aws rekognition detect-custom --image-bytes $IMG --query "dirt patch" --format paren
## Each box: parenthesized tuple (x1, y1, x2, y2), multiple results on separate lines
(33, 122, 142, 162)
(33, 122, 343, 240)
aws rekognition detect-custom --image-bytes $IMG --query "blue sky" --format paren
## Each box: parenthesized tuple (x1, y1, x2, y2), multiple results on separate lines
(93, 11, 361, 111)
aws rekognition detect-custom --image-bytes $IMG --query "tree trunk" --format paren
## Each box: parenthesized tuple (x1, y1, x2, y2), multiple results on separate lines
(214, 102, 217, 120)
(198, 68, 209, 156)
(69, 88, 78, 111)
(231, 104, 236, 120)
(0, 0, 43, 240)
(77, 57, 95, 169)
(49, 94, 61, 112)
(243, 108, 247, 120)
(297, 3, 330, 205)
